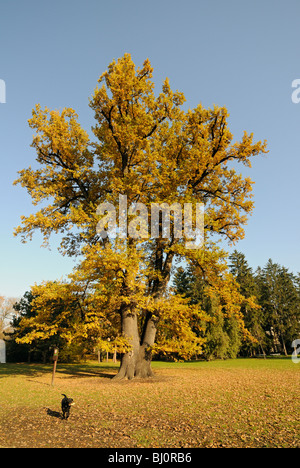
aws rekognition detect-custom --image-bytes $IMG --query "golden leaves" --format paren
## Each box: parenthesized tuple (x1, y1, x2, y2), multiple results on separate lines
(14, 53, 268, 357)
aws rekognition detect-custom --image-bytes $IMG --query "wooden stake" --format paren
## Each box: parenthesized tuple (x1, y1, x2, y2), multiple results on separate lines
(51, 359, 57, 386)
(51, 347, 59, 386)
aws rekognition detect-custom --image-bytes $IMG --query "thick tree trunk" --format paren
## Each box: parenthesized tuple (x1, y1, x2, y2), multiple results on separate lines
(113, 245, 174, 380)
(113, 306, 140, 380)
(135, 314, 157, 378)
(113, 308, 157, 380)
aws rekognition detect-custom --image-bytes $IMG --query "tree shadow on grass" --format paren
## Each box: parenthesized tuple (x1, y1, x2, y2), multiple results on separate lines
(0, 363, 52, 379)
(60, 370, 116, 380)
(0, 363, 119, 380)
(56, 364, 118, 380)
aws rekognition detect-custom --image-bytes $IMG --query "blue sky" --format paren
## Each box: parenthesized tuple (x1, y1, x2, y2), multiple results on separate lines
(1, 0, 300, 297)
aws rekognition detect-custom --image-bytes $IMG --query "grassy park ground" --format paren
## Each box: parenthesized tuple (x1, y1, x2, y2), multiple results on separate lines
(0, 358, 299, 448)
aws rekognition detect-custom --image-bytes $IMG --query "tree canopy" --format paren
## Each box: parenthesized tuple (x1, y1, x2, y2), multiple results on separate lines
(14, 54, 267, 378)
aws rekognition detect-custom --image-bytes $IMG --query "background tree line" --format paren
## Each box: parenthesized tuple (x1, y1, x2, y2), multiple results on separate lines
(173, 250, 300, 359)
(5, 250, 300, 363)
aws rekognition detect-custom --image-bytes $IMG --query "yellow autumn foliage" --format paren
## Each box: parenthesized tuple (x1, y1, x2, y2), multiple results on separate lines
(14, 54, 267, 370)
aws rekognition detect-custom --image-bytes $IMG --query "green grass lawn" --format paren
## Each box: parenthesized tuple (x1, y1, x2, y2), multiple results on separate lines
(0, 358, 299, 448)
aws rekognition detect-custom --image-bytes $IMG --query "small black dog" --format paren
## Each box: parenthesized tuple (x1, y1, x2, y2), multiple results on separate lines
(61, 394, 75, 420)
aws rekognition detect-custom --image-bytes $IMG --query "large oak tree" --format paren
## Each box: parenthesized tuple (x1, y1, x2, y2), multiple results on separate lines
(14, 54, 267, 379)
